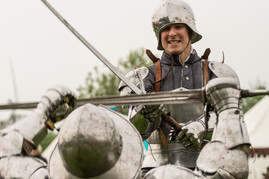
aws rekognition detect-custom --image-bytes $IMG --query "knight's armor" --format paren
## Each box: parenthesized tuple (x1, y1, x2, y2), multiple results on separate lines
(0, 86, 76, 178)
(49, 104, 143, 179)
(119, 53, 214, 169)
(119, 1, 250, 177)
(120, 57, 251, 171)
(0, 0, 250, 177)
(143, 77, 250, 179)
(0, 87, 144, 179)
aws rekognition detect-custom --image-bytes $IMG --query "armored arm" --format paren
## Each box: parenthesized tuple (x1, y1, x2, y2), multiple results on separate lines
(197, 77, 250, 179)
(119, 67, 164, 139)
(1, 86, 76, 153)
(0, 86, 76, 178)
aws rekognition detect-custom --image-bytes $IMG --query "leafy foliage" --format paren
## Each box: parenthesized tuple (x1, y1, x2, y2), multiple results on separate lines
(77, 48, 152, 98)
(242, 80, 267, 113)
(77, 66, 121, 98)
(77, 48, 153, 115)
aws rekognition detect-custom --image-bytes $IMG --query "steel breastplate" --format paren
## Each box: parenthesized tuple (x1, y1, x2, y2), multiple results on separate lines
(164, 87, 204, 123)
(148, 87, 204, 143)
(164, 102, 204, 123)
(144, 87, 204, 169)
(142, 142, 200, 169)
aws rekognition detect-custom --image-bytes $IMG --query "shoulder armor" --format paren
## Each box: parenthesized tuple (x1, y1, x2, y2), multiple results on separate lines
(118, 67, 149, 96)
(0, 131, 24, 158)
(209, 61, 240, 85)
(0, 156, 48, 178)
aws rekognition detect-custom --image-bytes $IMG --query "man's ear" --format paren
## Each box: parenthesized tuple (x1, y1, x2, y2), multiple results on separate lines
(189, 30, 196, 43)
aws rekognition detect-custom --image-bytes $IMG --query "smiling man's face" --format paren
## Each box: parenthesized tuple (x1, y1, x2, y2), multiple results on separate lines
(161, 23, 191, 55)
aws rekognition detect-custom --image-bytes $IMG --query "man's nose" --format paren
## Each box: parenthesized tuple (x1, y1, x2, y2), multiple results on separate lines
(168, 27, 177, 36)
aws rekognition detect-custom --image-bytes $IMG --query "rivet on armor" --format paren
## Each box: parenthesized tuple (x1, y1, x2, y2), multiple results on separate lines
(235, 110, 240, 114)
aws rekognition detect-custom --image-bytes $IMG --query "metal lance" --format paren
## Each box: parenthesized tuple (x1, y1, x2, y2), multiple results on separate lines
(1, 88, 268, 118)
(41, 0, 141, 95)
(0, 90, 204, 110)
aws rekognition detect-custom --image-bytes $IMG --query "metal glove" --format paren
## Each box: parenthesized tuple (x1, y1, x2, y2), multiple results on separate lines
(140, 104, 165, 122)
(37, 86, 76, 130)
(169, 119, 205, 149)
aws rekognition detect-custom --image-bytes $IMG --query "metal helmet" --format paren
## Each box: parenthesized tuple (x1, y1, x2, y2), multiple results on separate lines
(152, 0, 202, 50)
(49, 104, 143, 179)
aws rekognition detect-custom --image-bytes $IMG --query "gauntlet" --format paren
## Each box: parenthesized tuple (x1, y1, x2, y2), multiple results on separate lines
(37, 86, 76, 130)
(169, 118, 205, 149)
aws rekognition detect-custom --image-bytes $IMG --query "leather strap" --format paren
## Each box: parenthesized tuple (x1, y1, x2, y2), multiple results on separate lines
(154, 60, 161, 92)
(154, 56, 174, 85)
(146, 49, 168, 149)
(146, 49, 174, 92)
(201, 48, 211, 84)
(204, 59, 209, 84)
(146, 49, 159, 63)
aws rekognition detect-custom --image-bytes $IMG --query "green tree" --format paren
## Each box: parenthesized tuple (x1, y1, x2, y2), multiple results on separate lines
(78, 48, 152, 98)
(242, 80, 267, 113)
(77, 66, 121, 98)
(77, 48, 153, 114)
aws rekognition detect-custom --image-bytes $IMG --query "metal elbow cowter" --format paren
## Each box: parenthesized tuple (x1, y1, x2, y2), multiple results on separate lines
(118, 67, 149, 96)
(118, 67, 156, 137)
(206, 77, 241, 114)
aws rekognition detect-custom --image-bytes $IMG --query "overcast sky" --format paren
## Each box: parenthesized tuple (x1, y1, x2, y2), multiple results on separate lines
(1, 0, 269, 118)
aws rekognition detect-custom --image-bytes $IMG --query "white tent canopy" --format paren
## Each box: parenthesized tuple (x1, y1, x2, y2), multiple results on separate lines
(244, 95, 269, 179)
(244, 95, 269, 147)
